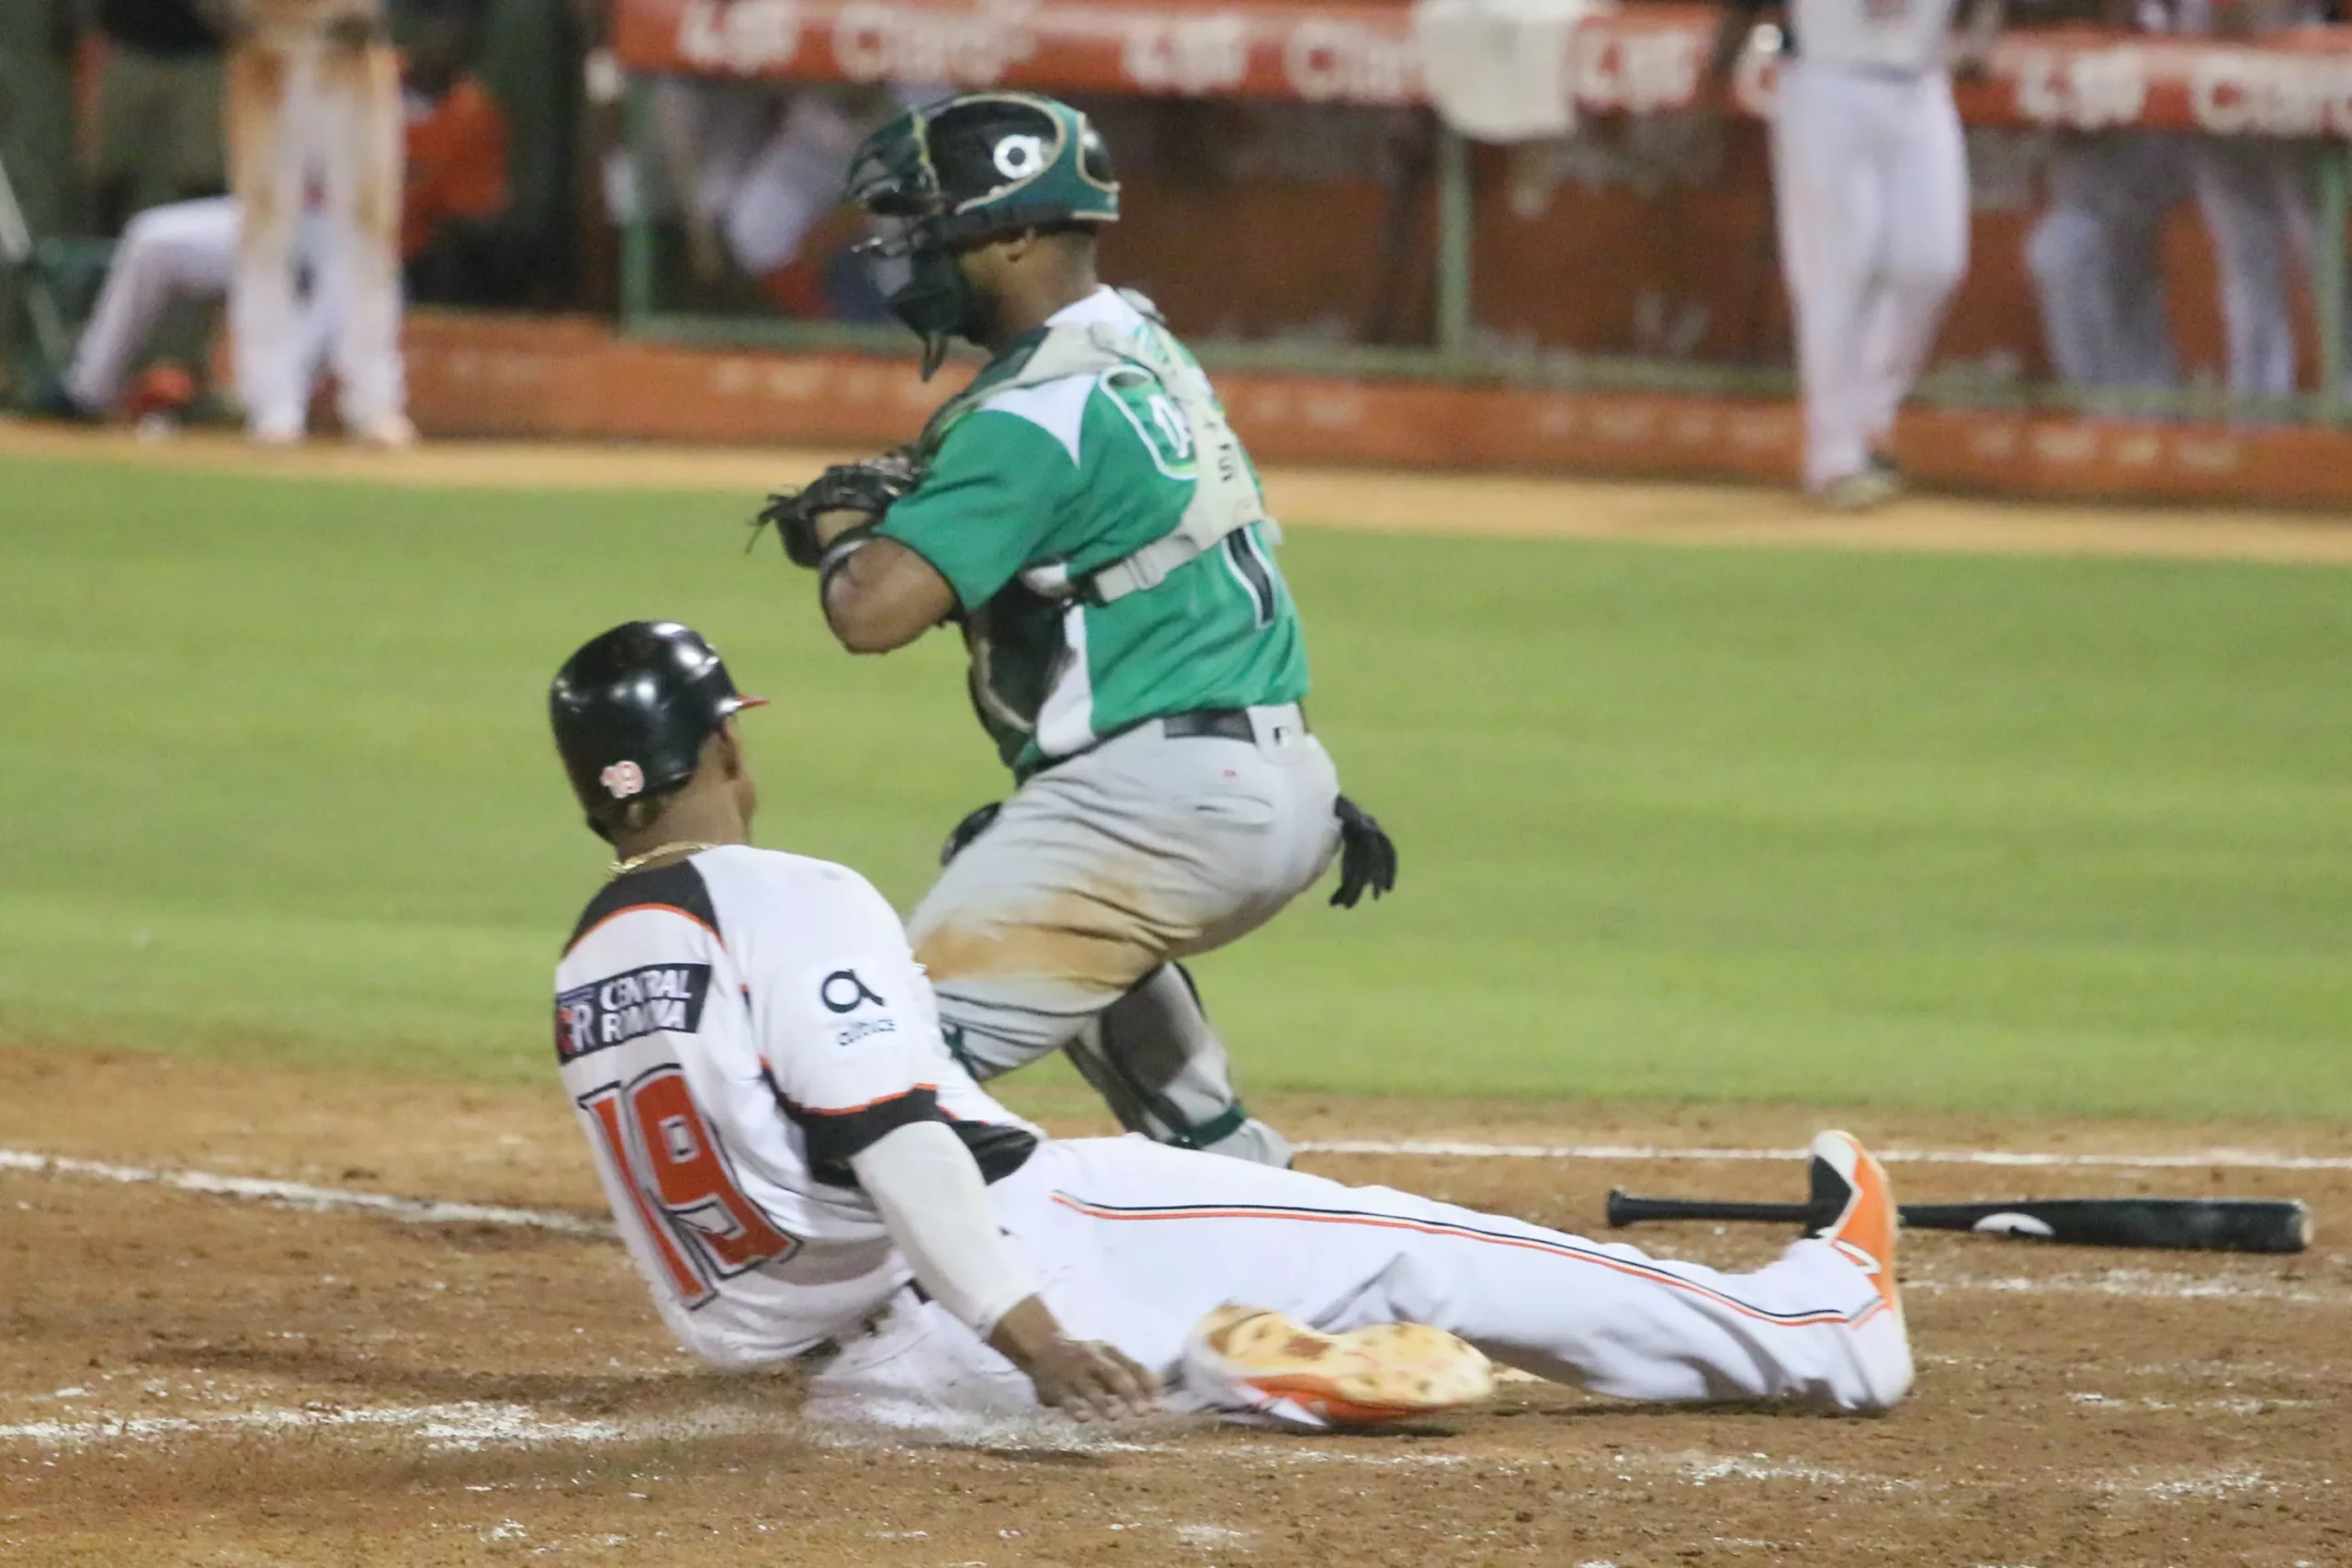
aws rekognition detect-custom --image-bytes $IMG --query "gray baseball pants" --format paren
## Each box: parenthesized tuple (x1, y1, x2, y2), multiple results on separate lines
(905, 704, 1340, 1167)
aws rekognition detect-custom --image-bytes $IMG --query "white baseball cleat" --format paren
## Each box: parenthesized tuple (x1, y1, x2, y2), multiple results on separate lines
(1181, 1304, 1496, 1430)
(349, 413, 419, 451)
(1815, 468, 1902, 512)
(246, 413, 306, 446)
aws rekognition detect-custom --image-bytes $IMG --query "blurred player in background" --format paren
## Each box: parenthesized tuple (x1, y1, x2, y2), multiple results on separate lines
(2174, 0, 2342, 405)
(2020, 0, 2185, 405)
(40, 2, 503, 428)
(205, 0, 410, 446)
(1715, 0, 2004, 506)
(648, 81, 927, 318)
(2026, 128, 2188, 403)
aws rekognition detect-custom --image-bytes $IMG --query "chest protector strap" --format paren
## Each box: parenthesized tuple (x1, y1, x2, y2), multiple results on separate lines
(922, 291, 1276, 605)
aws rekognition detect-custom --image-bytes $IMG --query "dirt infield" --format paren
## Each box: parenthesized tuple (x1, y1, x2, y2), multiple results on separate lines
(8, 419, 2352, 566)
(3, 1046, 2346, 1567)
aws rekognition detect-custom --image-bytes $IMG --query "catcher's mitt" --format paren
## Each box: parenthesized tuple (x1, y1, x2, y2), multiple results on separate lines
(752, 449, 924, 569)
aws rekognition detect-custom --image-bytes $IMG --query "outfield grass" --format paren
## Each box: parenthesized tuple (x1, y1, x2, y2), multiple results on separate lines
(4, 454, 2348, 1120)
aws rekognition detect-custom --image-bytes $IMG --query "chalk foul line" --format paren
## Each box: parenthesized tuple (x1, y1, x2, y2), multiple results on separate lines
(0, 1148, 614, 1235)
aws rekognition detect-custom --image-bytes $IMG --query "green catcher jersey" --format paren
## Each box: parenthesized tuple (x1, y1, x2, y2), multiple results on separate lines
(877, 288, 1309, 779)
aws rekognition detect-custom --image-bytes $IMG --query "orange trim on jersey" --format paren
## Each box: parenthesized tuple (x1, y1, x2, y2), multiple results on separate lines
(1048, 1194, 1880, 1332)
(563, 902, 722, 957)
(797, 1084, 941, 1118)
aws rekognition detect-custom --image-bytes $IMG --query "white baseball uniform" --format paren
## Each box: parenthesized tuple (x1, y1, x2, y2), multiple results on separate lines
(225, 0, 404, 441)
(2170, 0, 2336, 402)
(62, 196, 336, 413)
(552, 845, 1911, 1423)
(2026, 131, 2188, 395)
(1766, 0, 1972, 490)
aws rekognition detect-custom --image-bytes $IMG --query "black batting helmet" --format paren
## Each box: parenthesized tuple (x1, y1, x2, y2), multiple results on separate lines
(548, 621, 764, 838)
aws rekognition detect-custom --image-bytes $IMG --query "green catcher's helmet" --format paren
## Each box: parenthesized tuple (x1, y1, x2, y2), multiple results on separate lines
(846, 93, 1120, 377)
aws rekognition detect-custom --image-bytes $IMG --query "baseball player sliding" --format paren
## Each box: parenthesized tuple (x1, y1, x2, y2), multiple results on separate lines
(548, 620, 1915, 1427)
(202, 0, 410, 446)
(1715, 0, 2003, 505)
(752, 94, 1396, 1169)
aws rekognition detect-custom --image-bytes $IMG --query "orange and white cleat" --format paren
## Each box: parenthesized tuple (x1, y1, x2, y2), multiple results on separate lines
(1806, 1130, 1902, 1322)
(1181, 1304, 1496, 1430)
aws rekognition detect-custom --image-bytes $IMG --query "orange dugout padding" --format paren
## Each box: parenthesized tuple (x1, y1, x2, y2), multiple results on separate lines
(402, 310, 2352, 509)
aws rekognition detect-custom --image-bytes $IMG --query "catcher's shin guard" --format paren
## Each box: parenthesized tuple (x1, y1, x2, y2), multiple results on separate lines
(1062, 964, 1293, 1168)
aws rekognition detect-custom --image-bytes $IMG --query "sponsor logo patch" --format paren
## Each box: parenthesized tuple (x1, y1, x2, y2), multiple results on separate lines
(600, 760, 647, 800)
(819, 969, 885, 1013)
(835, 1017, 899, 1048)
(556, 964, 713, 1061)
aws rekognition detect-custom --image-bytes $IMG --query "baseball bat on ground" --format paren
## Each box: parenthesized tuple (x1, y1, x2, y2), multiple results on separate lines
(1604, 1190, 2312, 1255)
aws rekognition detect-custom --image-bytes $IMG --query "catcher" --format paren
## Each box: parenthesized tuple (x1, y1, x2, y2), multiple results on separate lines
(756, 92, 1393, 1167)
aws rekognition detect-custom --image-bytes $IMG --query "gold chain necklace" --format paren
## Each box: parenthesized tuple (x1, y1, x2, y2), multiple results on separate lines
(606, 840, 726, 879)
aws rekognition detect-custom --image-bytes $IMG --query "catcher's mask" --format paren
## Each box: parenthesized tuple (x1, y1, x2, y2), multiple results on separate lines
(845, 92, 1119, 378)
(548, 621, 766, 841)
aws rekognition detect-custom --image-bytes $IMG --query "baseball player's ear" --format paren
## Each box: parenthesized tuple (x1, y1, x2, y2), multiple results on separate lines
(714, 723, 759, 824)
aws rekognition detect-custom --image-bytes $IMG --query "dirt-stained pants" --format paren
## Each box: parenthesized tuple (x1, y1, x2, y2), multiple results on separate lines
(225, 31, 402, 437)
(905, 705, 1340, 1168)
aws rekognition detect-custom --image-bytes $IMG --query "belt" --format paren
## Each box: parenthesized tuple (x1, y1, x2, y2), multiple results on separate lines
(1157, 707, 1261, 742)
(1035, 705, 1305, 775)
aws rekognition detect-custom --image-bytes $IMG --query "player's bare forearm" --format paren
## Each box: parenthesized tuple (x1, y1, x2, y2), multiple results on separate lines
(820, 536, 958, 654)
(987, 1296, 1162, 1423)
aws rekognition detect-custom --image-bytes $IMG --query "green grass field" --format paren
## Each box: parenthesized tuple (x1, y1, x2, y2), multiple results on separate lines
(5, 453, 2349, 1121)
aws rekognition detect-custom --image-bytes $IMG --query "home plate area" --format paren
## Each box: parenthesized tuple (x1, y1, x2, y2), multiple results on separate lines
(1, 1055, 2346, 1565)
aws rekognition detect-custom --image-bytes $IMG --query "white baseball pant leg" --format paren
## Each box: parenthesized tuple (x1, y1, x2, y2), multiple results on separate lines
(227, 39, 316, 438)
(994, 1137, 1910, 1414)
(1772, 61, 1969, 490)
(804, 1137, 1909, 1430)
(2189, 139, 2332, 403)
(312, 39, 405, 431)
(2027, 134, 2184, 393)
(63, 197, 239, 410)
(906, 711, 1339, 1168)
(2027, 200, 2119, 385)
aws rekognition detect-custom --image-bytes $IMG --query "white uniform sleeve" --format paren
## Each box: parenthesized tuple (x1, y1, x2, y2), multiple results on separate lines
(850, 1121, 1041, 1335)
(760, 865, 961, 1179)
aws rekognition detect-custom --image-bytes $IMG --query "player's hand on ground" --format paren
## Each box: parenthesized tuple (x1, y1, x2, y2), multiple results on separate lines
(1026, 1337, 1162, 1423)
(989, 1296, 1162, 1422)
